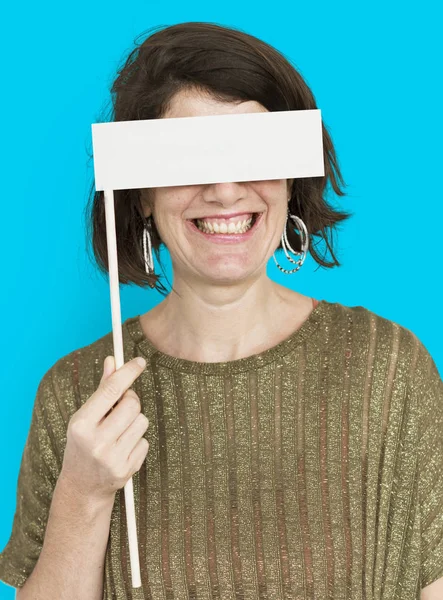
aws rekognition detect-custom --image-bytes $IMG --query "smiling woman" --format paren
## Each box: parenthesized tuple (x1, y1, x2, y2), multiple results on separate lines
(0, 20, 442, 600)
(86, 22, 351, 293)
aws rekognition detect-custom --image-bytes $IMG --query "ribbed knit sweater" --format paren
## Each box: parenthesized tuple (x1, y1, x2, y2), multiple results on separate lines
(0, 298, 442, 599)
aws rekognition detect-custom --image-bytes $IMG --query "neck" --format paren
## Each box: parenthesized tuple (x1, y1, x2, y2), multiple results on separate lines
(142, 275, 307, 363)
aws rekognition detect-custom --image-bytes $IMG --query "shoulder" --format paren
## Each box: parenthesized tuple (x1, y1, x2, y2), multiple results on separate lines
(325, 300, 434, 379)
(37, 324, 120, 420)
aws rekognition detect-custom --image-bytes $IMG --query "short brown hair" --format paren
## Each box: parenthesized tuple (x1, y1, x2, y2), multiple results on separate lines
(85, 21, 353, 296)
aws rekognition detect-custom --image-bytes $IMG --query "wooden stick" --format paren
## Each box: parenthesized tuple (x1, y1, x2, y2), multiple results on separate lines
(104, 188, 142, 588)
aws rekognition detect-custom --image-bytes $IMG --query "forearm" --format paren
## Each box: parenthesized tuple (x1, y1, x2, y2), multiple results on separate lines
(17, 473, 115, 600)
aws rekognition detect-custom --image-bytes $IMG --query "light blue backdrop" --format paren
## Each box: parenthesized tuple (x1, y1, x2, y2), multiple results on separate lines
(0, 0, 441, 597)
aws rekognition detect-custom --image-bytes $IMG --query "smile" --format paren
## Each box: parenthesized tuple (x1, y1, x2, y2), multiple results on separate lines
(186, 212, 263, 243)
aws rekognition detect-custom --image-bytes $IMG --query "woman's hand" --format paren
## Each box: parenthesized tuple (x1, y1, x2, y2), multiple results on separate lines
(59, 356, 149, 502)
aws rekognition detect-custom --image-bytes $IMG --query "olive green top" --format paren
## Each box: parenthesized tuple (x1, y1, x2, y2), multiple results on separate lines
(1, 299, 442, 599)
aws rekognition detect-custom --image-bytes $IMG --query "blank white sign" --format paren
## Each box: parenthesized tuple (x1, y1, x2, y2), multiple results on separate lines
(91, 109, 324, 191)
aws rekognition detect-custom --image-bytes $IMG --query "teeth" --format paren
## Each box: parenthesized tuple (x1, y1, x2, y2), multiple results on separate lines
(196, 216, 254, 234)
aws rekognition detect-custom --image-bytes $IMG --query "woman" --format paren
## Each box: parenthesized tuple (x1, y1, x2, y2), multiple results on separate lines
(0, 22, 442, 600)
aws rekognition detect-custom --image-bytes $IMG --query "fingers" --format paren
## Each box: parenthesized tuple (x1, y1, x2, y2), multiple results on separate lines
(82, 355, 147, 423)
(100, 355, 115, 384)
(99, 392, 146, 442)
(127, 437, 150, 477)
(115, 411, 150, 456)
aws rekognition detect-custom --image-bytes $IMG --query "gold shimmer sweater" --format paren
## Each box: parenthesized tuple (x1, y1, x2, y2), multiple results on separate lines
(0, 299, 442, 600)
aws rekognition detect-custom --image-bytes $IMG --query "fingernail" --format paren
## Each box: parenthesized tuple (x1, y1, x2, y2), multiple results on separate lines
(135, 357, 146, 368)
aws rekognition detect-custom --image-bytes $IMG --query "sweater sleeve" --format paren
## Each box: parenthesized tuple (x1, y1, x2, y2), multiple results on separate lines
(0, 366, 65, 589)
(416, 340, 443, 589)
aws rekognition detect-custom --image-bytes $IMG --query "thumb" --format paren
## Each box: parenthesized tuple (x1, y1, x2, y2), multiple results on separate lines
(101, 355, 116, 383)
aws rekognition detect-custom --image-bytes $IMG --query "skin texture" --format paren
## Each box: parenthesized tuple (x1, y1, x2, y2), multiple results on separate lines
(421, 576, 443, 599)
(139, 88, 314, 364)
(16, 475, 115, 600)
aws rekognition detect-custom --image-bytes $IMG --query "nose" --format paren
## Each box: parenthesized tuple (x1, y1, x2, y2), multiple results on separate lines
(203, 182, 248, 206)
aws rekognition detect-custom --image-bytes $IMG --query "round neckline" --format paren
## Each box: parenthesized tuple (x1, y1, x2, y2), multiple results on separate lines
(124, 298, 331, 374)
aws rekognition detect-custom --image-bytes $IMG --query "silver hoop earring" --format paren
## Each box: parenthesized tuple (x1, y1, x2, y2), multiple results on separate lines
(272, 202, 309, 274)
(142, 218, 154, 275)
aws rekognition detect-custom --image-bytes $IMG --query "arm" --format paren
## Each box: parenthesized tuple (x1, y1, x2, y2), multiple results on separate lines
(415, 340, 443, 595)
(0, 354, 148, 595)
(421, 576, 443, 600)
(16, 473, 115, 600)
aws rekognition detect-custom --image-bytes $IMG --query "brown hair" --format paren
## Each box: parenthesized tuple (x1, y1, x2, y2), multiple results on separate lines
(85, 21, 353, 296)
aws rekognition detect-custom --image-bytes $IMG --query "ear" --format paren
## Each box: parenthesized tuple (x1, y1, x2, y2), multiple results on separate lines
(140, 189, 152, 218)
(287, 178, 294, 197)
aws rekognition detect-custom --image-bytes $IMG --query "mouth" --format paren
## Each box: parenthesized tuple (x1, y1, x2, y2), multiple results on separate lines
(191, 212, 260, 229)
(186, 212, 263, 241)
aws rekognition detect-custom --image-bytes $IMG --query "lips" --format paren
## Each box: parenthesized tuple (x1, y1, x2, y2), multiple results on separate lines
(191, 212, 259, 226)
(189, 211, 257, 220)
(187, 211, 263, 242)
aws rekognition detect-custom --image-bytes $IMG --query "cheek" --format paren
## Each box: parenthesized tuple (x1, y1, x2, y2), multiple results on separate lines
(251, 180, 286, 199)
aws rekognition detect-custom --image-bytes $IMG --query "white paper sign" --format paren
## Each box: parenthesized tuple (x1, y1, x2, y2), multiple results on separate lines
(91, 109, 324, 191)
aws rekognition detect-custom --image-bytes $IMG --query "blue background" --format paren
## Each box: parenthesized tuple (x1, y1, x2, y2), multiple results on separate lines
(0, 0, 441, 597)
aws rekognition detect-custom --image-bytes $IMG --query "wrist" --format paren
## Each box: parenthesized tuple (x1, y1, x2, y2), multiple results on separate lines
(56, 471, 116, 516)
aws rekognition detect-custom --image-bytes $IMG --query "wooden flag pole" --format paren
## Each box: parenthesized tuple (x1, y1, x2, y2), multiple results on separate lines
(103, 188, 142, 588)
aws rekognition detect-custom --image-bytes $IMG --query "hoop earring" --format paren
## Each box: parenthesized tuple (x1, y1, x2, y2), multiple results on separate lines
(142, 217, 155, 276)
(272, 201, 309, 274)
